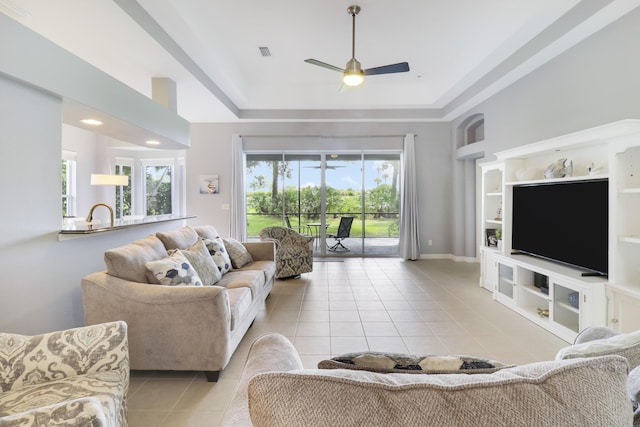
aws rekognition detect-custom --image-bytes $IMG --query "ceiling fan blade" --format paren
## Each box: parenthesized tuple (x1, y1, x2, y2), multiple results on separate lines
(304, 59, 345, 73)
(364, 62, 410, 76)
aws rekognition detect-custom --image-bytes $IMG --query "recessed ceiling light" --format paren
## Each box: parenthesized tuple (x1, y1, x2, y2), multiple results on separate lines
(81, 119, 103, 125)
(146, 140, 161, 145)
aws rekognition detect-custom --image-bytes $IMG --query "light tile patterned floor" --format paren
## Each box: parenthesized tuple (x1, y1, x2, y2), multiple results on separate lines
(127, 258, 568, 426)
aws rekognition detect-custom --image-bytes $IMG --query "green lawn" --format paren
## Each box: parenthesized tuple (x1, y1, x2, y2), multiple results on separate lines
(246, 214, 399, 238)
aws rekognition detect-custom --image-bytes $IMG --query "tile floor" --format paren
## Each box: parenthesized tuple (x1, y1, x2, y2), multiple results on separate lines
(127, 258, 569, 426)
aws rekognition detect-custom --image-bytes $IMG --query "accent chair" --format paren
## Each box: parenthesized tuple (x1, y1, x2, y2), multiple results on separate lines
(259, 226, 314, 279)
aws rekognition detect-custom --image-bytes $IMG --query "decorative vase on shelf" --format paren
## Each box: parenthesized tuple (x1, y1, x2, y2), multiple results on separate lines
(544, 158, 573, 179)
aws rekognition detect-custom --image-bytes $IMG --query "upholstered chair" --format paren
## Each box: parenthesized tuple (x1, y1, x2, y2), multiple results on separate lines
(0, 321, 129, 426)
(259, 226, 314, 279)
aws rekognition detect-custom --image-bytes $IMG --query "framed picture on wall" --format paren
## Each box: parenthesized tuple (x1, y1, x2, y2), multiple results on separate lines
(199, 175, 219, 194)
(485, 228, 498, 247)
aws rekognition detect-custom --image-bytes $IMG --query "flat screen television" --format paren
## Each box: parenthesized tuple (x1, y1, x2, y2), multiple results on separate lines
(511, 179, 608, 276)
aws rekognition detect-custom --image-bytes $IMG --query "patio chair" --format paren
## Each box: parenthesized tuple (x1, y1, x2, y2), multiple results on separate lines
(327, 216, 354, 252)
(284, 215, 293, 229)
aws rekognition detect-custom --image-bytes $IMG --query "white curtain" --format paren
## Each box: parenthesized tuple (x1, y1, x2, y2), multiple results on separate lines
(399, 133, 420, 260)
(230, 134, 246, 241)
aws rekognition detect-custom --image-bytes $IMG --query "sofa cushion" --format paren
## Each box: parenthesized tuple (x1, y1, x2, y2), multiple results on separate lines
(203, 237, 232, 275)
(227, 287, 252, 331)
(145, 251, 203, 286)
(223, 238, 254, 269)
(556, 329, 640, 370)
(248, 356, 632, 427)
(318, 352, 509, 374)
(238, 260, 276, 284)
(104, 234, 167, 283)
(156, 225, 199, 250)
(217, 270, 265, 298)
(177, 240, 222, 285)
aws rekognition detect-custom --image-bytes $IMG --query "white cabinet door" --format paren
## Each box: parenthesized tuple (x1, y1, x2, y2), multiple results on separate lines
(551, 279, 580, 335)
(481, 250, 497, 292)
(608, 288, 640, 333)
(495, 260, 515, 305)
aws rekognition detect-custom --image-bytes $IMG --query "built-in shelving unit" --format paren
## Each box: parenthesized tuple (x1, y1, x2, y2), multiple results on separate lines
(479, 163, 504, 291)
(608, 141, 640, 332)
(484, 251, 606, 342)
(479, 120, 640, 339)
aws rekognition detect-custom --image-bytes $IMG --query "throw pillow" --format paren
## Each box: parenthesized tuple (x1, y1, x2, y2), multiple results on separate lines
(202, 237, 231, 275)
(318, 351, 510, 374)
(156, 225, 199, 250)
(104, 234, 168, 283)
(145, 251, 203, 286)
(177, 240, 222, 285)
(223, 237, 254, 269)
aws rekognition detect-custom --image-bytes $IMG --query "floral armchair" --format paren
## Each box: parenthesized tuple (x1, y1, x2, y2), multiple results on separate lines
(0, 321, 129, 426)
(259, 226, 314, 279)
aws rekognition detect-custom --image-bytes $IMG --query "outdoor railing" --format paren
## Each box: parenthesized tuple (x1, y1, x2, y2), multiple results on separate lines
(246, 212, 400, 238)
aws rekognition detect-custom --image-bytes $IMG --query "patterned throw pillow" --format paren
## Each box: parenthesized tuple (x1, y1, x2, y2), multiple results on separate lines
(177, 240, 222, 285)
(202, 237, 231, 275)
(145, 251, 203, 286)
(222, 237, 254, 269)
(318, 352, 510, 374)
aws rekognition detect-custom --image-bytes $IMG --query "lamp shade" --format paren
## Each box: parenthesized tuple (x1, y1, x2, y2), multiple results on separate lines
(90, 174, 128, 186)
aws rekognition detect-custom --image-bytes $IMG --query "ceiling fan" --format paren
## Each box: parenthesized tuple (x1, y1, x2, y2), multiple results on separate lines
(305, 5, 409, 87)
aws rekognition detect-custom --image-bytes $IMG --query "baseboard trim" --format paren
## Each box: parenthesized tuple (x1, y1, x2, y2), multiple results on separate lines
(420, 253, 478, 263)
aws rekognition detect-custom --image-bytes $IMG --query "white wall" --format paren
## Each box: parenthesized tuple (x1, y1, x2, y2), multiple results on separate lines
(451, 8, 640, 258)
(0, 15, 192, 334)
(0, 75, 186, 335)
(0, 13, 190, 148)
(186, 122, 453, 255)
(4, 7, 640, 335)
(457, 8, 640, 153)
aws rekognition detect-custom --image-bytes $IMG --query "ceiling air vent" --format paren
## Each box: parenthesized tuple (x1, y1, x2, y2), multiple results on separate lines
(258, 47, 271, 57)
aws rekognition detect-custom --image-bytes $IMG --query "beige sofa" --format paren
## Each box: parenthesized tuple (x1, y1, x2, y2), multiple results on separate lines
(0, 321, 129, 426)
(81, 225, 276, 382)
(222, 327, 640, 426)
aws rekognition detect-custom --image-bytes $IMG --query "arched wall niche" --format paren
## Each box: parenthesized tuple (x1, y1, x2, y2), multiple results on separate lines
(456, 113, 485, 149)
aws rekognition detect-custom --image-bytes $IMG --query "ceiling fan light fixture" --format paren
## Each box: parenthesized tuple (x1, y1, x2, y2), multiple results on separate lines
(343, 72, 364, 86)
(343, 58, 364, 86)
(305, 5, 408, 86)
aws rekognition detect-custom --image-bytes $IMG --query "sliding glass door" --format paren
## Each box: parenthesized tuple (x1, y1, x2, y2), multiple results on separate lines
(245, 152, 400, 257)
(363, 154, 401, 256)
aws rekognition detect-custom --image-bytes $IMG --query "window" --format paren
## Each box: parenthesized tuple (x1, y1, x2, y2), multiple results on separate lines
(115, 157, 133, 219)
(61, 150, 76, 218)
(245, 151, 401, 256)
(142, 159, 174, 216)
